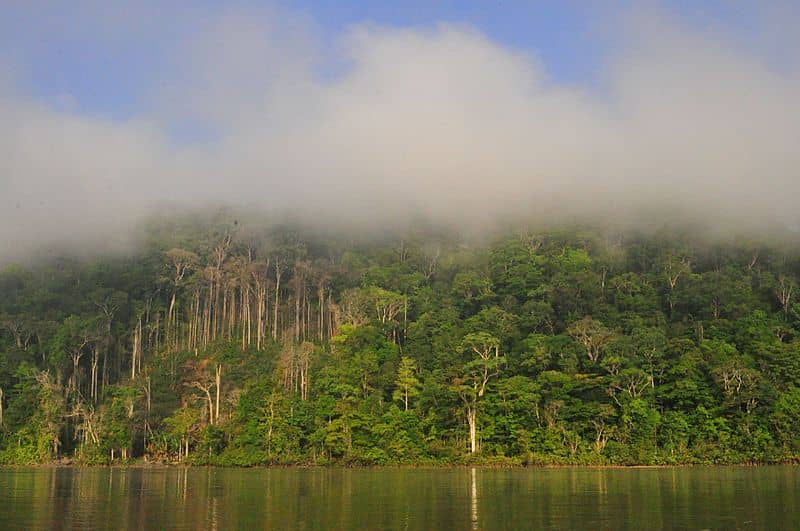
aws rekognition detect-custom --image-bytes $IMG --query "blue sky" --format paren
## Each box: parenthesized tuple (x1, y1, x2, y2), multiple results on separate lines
(1, 0, 789, 121)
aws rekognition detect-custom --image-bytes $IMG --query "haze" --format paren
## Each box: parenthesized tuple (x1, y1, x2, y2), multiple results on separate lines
(2, 2, 799, 259)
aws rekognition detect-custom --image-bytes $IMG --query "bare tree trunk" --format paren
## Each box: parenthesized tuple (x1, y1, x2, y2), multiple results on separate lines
(101, 347, 108, 396)
(193, 290, 200, 349)
(91, 346, 99, 403)
(167, 291, 177, 348)
(264, 285, 270, 344)
(154, 312, 161, 353)
(205, 281, 213, 347)
(230, 285, 237, 341)
(256, 285, 263, 350)
(403, 297, 408, 342)
(241, 282, 251, 350)
(240, 285, 246, 349)
(306, 293, 311, 342)
(70, 350, 85, 397)
(186, 294, 194, 350)
(300, 364, 306, 401)
(318, 286, 325, 341)
(327, 291, 334, 338)
(273, 263, 283, 340)
(186, 292, 197, 349)
(222, 288, 229, 341)
(300, 345, 311, 400)
(132, 318, 142, 381)
(777, 276, 794, 318)
(212, 278, 220, 342)
(467, 406, 478, 454)
(215, 364, 222, 423)
(205, 388, 214, 425)
(300, 286, 308, 341)
(295, 293, 301, 343)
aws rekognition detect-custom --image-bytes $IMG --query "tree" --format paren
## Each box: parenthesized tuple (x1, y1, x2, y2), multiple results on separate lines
(341, 287, 406, 333)
(659, 251, 691, 317)
(50, 316, 99, 399)
(183, 359, 218, 425)
(393, 357, 420, 411)
(1, 314, 29, 349)
(453, 332, 504, 454)
(163, 405, 201, 461)
(164, 248, 198, 348)
(568, 316, 613, 363)
(774, 275, 795, 318)
(90, 288, 127, 396)
(772, 387, 800, 451)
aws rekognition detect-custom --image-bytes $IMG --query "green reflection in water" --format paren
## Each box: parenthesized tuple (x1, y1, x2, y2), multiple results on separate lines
(0, 466, 797, 530)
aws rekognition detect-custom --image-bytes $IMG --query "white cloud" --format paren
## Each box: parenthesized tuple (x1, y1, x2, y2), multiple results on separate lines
(1, 5, 799, 258)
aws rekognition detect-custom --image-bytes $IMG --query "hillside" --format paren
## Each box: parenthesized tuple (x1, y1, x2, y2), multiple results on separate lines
(1, 217, 799, 465)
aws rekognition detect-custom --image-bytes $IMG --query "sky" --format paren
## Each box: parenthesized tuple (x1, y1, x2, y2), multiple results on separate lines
(1, 1, 799, 257)
(4, 1, 792, 120)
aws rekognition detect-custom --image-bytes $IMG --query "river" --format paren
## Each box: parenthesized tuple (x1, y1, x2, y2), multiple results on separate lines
(0, 466, 797, 529)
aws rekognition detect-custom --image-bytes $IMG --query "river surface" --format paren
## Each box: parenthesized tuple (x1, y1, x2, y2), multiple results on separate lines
(0, 466, 797, 530)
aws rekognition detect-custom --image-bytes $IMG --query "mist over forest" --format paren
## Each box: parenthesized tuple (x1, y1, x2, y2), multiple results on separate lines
(2, 210, 800, 465)
(2, 3, 800, 467)
(2, 3, 800, 260)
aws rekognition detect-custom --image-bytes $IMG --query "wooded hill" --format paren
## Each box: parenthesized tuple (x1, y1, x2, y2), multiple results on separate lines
(1, 215, 799, 465)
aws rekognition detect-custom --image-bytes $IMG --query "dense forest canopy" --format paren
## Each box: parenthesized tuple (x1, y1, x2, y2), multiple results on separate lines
(1, 213, 800, 466)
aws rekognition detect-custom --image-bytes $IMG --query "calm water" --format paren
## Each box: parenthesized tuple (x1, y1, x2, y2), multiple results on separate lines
(0, 466, 797, 530)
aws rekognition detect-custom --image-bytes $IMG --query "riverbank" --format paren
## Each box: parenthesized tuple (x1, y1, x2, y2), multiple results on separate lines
(3, 456, 797, 469)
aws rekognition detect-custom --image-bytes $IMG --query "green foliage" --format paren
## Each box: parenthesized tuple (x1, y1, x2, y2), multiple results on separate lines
(393, 357, 421, 411)
(2, 218, 800, 465)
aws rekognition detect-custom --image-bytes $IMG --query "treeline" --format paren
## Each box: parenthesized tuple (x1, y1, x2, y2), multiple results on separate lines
(1, 216, 800, 465)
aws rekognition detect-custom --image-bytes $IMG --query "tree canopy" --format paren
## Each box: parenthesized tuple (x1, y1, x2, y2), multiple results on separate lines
(1, 216, 800, 465)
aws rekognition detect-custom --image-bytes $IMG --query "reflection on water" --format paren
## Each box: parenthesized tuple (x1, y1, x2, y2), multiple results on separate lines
(0, 466, 797, 530)
(470, 467, 479, 530)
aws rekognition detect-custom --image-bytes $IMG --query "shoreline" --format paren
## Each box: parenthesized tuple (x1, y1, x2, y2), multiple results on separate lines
(2, 461, 796, 470)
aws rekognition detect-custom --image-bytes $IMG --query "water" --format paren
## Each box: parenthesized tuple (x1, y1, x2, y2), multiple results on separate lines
(0, 466, 797, 530)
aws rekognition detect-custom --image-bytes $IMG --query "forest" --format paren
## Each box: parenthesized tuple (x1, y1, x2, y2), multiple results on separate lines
(1, 213, 800, 466)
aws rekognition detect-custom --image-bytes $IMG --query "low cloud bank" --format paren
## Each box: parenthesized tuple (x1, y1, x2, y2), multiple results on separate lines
(1, 5, 799, 259)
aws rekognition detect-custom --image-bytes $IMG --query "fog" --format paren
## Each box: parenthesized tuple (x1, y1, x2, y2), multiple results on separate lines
(1, 3, 799, 259)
